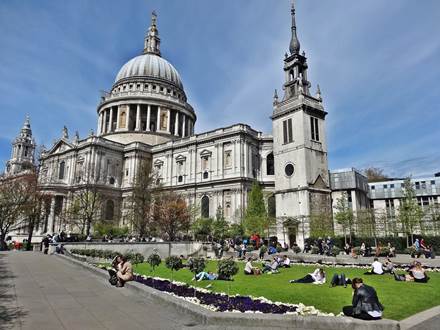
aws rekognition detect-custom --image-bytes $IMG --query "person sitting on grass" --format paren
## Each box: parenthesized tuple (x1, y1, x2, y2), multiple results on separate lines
(394, 262, 429, 283)
(262, 257, 280, 274)
(289, 268, 326, 284)
(116, 255, 133, 287)
(382, 258, 394, 274)
(364, 258, 384, 275)
(330, 273, 351, 288)
(194, 271, 218, 281)
(281, 255, 291, 268)
(342, 278, 384, 320)
(244, 257, 261, 275)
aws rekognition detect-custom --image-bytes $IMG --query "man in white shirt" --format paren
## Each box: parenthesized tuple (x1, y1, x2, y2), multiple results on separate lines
(282, 255, 291, 268)
(365, 258, 384, 275)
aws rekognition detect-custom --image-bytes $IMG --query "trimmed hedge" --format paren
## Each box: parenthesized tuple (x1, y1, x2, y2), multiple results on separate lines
(306, 236, 440, 253)
(70, 248, 144, 264)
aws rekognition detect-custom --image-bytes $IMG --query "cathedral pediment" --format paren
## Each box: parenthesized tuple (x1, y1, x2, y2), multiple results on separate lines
(47, 139, 74, 155)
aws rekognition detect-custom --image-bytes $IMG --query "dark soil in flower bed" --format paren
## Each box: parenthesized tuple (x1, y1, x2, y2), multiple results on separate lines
(133, 275, 298, 313)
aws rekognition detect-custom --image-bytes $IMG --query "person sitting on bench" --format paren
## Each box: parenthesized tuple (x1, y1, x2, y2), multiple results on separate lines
(364, 258, 384, 275)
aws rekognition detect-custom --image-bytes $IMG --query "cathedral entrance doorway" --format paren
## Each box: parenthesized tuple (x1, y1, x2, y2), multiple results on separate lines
(283, 217, 299, 248)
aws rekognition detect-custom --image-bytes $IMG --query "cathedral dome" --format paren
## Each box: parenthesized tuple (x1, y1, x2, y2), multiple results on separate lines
(115, 53, 183, 90)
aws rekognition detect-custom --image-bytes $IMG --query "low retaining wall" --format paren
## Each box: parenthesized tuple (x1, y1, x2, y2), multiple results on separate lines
(56, 254, 405, 330)
(56, 241, 204, 258)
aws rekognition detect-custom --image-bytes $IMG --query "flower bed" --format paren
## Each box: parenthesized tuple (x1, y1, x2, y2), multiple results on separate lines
(133, 274, 333, 315)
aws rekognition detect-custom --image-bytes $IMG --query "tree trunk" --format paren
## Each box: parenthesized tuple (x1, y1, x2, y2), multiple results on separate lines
(0, 232, 7, 251)
(85, 219, 91, 236)
(26, 222, 35, 251)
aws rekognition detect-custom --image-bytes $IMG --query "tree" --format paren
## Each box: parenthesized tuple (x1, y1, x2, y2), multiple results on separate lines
(191, 217, 213, 241)
(428, 203, 440, 236)
(243, 182, 269, 236)
(21, 172, 51, 250)
(127, 159, 157, 238)
(309, 211, 334, 238)
(153, 191, 191, 241)
(212, 207, 230, 240)
(355, 209, 378, 246)
(363, 167, 389, 182)
(334, 192, 354, 244)
(398, 178, 424, 246)
(67, 183, 102, 236)
(0, 176, 29, 250)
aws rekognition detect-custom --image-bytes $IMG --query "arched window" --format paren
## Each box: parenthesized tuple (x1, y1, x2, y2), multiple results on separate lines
(59, 161, 65, 180)
(266, 153, 274, 175)
(119, 111, 126, 128)
(105, 200, 115, 220)
(201, 195, 209, 218)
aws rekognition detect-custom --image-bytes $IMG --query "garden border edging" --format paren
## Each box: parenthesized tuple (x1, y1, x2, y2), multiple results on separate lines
(55, 254, 403, 329)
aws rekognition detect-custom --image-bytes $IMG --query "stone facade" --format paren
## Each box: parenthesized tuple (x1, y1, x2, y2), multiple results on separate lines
(6, 4, 332, 247)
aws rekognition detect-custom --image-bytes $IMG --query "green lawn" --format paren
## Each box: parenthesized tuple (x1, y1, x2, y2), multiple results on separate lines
(132, 261, 440, 320)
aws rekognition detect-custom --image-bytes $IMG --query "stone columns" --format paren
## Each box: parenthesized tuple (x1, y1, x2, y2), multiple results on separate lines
(108, 108, 113, 133)
(156, 106, 161, 132)
(135, 104, 141, 131)
(182, 115, 186, 137)
(167, 109, 171, 133)
(116, 106, 121, 130)
(126, 106, 130, 130)
(47, 197, 56, 234)
(97, 113, 101, 135)
(174, 112, 179, 136)
(146, 105, 151, 131)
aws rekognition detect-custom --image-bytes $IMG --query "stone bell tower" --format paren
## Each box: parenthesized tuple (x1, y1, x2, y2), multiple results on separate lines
(5, 116, 36, 176)
(272, 0, 331, 247)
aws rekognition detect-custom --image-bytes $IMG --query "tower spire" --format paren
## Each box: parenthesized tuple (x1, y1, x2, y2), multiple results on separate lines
(289, 0, 301, 55)
(143, 11, 161, 56)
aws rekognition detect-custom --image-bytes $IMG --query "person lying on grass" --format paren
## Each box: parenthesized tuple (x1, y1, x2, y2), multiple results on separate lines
(289, 268, 326, 284)
(343, 278, 384, 320)
(244, 257, 261, 275)
(193, 271, 218, 281)
(330, 273, 352, 288)
(393, 261, 429, 283)
(364, 258, 384, 275)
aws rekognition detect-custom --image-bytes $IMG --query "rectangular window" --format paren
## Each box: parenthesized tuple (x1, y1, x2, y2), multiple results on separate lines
(310, 117, 319, 141)
(415, 182, 420, 189)
(283, 120, 288, 144)
(431, 180, 436, 185)
(384, 184, 388, 189)
(390, 184, 394, 189)
(282, 118, 293, 144)
(421, 181, 426, 189)
(371, 185, 375, 190)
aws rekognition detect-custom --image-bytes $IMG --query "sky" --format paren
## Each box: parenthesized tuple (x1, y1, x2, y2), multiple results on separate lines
(0, 0, 439, 178)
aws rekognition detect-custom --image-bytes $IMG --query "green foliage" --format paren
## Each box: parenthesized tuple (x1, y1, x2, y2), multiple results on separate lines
(244, 182, 269, 236)
(292, 246, 301, 254)
(334, 192, 354, 243)
(70, 248, 143, 264)
(259, 245, 268, 254)
(188, 257, 206, 275)
(309, 212, 334, 238)
(165, 256, 183, 272)
(217, 259, 239, 280)
(399, 178, 424, 239)
(93, 222, 129, 238)
(147, 253, 162, 270)
(212, 208, 230, 240)
(228, 223, 245, 238)
(191, 218, 213, 240)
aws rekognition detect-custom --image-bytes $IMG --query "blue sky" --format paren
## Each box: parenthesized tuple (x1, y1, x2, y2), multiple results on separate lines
(0, 0, 439, 177)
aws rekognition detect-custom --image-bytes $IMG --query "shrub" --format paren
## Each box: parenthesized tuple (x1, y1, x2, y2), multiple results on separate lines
(292, 246, 301, 254)
(188, 257, 206, 276)
(246, 245, 255, 252)
(259, 245, 268, 254)
(165, 256, 183, 272)
(217, 259, 239, 281)
(310, 246, 319, 254)
(147, 253, 162, 271)
(127, 253, 144, 265)
(331, 246, 341, 256)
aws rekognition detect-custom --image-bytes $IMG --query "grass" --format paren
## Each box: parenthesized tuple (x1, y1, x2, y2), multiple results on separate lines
(131, 261, 440, 320)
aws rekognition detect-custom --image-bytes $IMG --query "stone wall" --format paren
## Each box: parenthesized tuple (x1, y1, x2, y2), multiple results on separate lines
(58, 241, 204, 258)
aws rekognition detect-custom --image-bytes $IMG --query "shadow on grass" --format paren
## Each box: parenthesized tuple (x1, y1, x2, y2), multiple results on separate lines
(0, 253, 28, 328)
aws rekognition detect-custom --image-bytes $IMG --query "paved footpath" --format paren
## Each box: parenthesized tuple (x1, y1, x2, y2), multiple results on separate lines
(0, 251, 202, 330)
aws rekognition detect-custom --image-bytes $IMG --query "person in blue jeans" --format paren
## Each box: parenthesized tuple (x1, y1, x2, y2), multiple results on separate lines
(194, 271, 218, 281)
